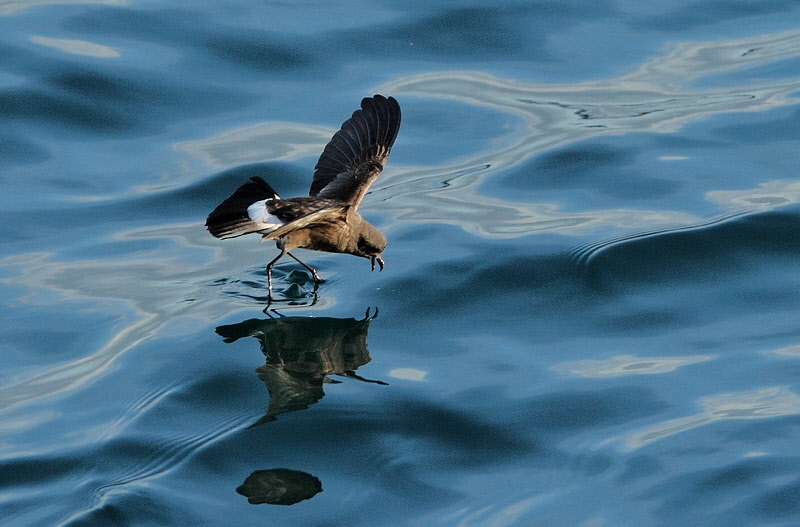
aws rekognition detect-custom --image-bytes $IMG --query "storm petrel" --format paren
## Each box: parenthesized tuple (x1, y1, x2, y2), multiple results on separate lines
(206, 94, 401, 296)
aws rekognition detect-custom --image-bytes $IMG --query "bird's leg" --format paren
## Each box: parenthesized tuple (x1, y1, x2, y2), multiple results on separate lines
(363, 306, 378, 322)
(337, 370, 388, 385)
(370, 256, 384, 271)
(309, 282, 320, 307)
(265, 249, 287, 299)
(286, 252, 324, 283)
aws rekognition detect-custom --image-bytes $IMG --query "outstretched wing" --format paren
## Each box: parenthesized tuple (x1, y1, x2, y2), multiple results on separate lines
(310, 94, 401, 209)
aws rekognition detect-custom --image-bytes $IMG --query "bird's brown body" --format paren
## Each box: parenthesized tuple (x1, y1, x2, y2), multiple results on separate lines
(206, 95, 400, 296)
(277, 207, 385, 260)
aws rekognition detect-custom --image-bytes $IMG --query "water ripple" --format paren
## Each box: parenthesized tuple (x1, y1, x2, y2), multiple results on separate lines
(369, 30, 800, 236)
(567, 211, 750, 268)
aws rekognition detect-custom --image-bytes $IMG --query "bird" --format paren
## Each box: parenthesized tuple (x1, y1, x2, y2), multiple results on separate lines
(205, 94, 401, 298)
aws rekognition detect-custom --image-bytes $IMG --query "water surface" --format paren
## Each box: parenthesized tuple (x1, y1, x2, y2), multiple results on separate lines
(2, 1, 800, 525)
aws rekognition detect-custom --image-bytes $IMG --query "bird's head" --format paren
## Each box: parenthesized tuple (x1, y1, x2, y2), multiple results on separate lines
(352, 223, 386, 271)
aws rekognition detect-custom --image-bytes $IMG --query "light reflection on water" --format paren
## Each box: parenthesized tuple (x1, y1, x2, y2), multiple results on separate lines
(0, 223, 221, 409)
(622, 387, 800, 451)
(174, 122, 337, 168)
(554, 354, 800, 452)
(707, 180, 800, 210)
(552, 353, 715, 377)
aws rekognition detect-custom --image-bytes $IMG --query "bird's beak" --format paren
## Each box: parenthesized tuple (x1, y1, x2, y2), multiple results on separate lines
(371, 255, 384, 271)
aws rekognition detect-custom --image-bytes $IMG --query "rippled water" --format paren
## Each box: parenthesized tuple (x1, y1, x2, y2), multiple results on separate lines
(3, 1, 800, 525)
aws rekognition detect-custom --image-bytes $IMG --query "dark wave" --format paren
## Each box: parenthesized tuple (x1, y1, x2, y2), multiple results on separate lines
(636, 0, 798, 31)
(568, 211, 751, 268)
(574, 208, 800, 287)
(0, 133, 50, 167)
(375, 207, 800, 337)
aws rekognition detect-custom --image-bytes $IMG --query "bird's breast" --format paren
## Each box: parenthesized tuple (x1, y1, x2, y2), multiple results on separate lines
(284, 224, 350, 254)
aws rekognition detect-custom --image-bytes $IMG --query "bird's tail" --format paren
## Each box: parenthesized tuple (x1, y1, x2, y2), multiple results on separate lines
(206, 176, 281, 239)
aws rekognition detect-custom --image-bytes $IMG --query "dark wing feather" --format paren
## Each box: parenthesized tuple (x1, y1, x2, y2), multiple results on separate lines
(266, 197, 340, 223)
(310, 95, 401, 209)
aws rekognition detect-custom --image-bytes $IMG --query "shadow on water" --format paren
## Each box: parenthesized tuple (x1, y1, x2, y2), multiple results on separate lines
(215, 307, 384, 505)
(236, 468, 322, 506)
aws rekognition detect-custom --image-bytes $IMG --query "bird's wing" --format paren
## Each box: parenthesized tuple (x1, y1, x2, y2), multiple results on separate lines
(260, 204, 349, 241)
(310, 94, 401, 209)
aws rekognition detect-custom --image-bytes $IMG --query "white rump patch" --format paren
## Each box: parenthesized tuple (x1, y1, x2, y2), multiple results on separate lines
(247, 199, 282, 229)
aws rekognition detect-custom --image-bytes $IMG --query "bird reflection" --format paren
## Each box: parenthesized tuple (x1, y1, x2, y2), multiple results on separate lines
(236, 468, 322, 505)
(215, 307, 385, 427)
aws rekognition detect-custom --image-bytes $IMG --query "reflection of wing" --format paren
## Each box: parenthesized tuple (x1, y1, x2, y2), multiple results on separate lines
(310, 95, 401, 209)
(251, 365, 325, 426)
(237, 469, 322, 505)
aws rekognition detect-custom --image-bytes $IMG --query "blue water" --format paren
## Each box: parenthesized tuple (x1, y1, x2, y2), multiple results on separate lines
(2, 1, 800, 525)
